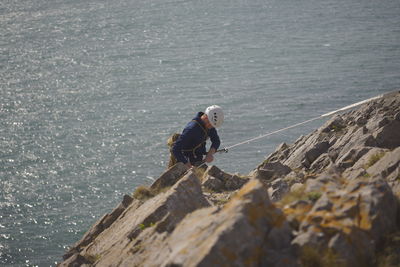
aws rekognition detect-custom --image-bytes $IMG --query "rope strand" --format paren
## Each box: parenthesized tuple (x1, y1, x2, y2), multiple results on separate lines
(218, 92, 391, 153)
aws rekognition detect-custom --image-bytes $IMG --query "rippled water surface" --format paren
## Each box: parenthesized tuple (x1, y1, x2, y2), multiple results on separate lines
(1, 0, 400, 265)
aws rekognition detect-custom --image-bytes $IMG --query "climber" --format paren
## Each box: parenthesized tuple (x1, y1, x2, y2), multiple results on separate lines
(168, 105, 224, 169)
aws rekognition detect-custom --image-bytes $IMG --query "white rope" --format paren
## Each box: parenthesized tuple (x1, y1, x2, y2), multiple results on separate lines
(219, 93, 387, 152)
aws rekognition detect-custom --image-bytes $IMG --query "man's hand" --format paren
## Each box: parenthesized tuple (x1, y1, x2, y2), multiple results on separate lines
(185, 162, 193, 168)
(205, 148, 216, 163)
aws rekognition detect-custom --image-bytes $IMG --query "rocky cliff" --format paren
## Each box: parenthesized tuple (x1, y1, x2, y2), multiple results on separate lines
(60, 91, 400, 267)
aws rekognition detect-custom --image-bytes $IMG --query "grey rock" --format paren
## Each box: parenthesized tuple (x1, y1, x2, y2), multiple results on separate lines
(269, 178, 290, 202)
(150, 162, 189, 191)
(63, 194, 137, 260)
(291, 225, 328, 248)
(142, 179, 282, 267)
(310, 194, 332, 212)
(225, 174, 249, 191)
(342, 147, 389, 180)
(290, 183, 304, 193)
(78, 171, 209, 264)
(254, 161, 292, 181)
(336, 146, 372, 170)
(303, 141, 330, 168)
(366, 147, 400, 178)
(321, 115, 346, 133)
(309, 153, 331, 173)
(374, 120, 400, 149)
(202, 175, 224, 192)
(203, 165, 249, 192)
(366, 115, 390, 131)
(395, 111, 400, 121)
(328, 230, 375, 267)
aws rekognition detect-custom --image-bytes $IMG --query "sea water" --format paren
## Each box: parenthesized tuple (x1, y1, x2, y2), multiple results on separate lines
(1, 0, 400, 265)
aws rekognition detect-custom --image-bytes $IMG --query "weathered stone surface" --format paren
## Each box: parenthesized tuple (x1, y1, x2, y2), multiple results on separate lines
(374, 120, 400, 149)
(336, 146, 372, 170)
(291, 178, 398, 265)
(367, 147, 400, 178)
(342, 147, 389, 180)
(202, 165, 249, 192)
(395, 111, 400, 121)
(253, 161, 292, 181)
(265, 142, 291, 162)
(268, 178, 290, 202)
(202, 175, 224, 192)
(63, 194, 136, 261)
(225, 174, 248, 191)
(327, 228, 375, 267)
(290, 183, 304, 193)
(321, 115, 346, 133)
(150, 162, 188, 191)
(128, 179, 286, 267)
(61, 170, 209, 266)
(309, 153, 331, 172)
(303, 141, 330, 168)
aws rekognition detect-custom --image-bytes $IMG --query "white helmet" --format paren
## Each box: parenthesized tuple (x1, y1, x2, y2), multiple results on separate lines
(205, 105, 224, 128)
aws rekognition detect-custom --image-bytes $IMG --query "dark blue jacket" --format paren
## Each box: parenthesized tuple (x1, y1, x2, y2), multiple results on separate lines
(172, 112, 221, 164)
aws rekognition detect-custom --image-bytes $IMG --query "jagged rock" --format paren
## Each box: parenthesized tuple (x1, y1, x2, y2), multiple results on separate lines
(265, 142, 290, 162)
(292, 225, 328, 248)
(61, 170, 209, 266)
(63, 194, 136, 261)
(61, 253, 92, 267)
(310, 194, 333, 212)
(225, 174, 249, 191)
(280, 132, 324, 170)
(202, 165, 249, 192)
(302, 141, 330, 168)
(309, 153, 331, 172)
(342, 147, 389, 180)
(127, 179, 287, 267)
(395, 111, 400, 121)
(262, 221, 299, 267)
(304, 174, 340, 194)
(202, 175, 224, 192)
(328, 229, 375, 267)
(335, 146, 372, 170)
(290, 183, 304, 193)
(331, 126, 377, 163)
(373, 120, 400, 149)
(268, 178, 290, 202)
(150, 162, 188, 191)
(321, 115, 346, 133)
(291, 178, 398, 265)
(252, 161, 292, 181)
(366, 147, 400, 178)
(366, 115, 390, 131)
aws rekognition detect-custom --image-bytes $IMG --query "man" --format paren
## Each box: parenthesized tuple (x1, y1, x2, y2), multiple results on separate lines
(170, 105, 224, 168)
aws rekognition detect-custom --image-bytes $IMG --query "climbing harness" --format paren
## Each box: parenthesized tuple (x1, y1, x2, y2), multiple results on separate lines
(167, 119, 209, 168)
(216, 92, 394, 154)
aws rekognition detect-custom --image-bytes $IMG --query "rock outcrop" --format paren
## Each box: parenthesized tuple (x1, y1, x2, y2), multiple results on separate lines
(60, 91, 400, 267)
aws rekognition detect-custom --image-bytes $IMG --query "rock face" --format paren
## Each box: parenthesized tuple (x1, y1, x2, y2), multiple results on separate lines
(60, 91, 400, 267)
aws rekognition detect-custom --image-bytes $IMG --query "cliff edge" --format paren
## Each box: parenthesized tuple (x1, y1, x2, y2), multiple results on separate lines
(60, 91, 400, 267)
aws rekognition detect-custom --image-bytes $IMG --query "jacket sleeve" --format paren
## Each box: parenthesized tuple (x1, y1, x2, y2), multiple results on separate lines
(208, 128, 221, 151)
(172, 126, 193, 164)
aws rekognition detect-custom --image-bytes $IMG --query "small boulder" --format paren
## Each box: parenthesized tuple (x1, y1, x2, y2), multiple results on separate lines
(269, 178, 290, 202)
(366, 147, 400, 179)
(202, 175, 224, 192)
(374, 120, 400, 149)
(303, 141, 330, 168)
(253, 162, 292, 181)
(321, 115, 346, 133)
(150, 162, 189, 191)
